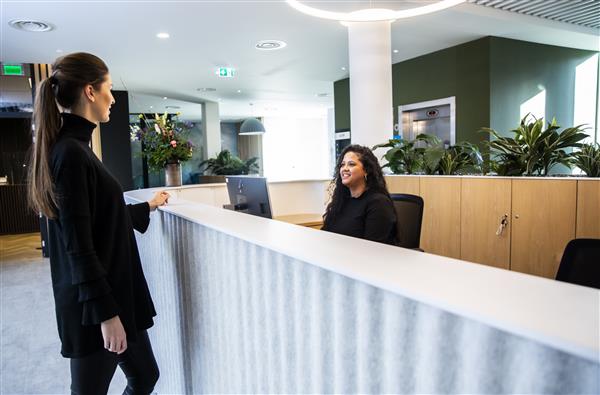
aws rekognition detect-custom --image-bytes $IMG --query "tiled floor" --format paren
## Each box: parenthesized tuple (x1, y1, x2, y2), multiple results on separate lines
(1, 233, 126, 394)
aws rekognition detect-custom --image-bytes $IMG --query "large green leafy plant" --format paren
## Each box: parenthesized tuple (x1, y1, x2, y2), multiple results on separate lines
(130, 113, 194, 171)
(373, 134, 483, 175)
(481, 115, 588, 176)
(199, 150, 259, 175)
(573, 142, 600, 177)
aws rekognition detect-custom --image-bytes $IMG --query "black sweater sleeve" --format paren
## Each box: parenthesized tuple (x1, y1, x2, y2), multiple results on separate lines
(127, 202, 150, 233)
(363, 194, 397, 244)
(53, 145, 119, 325)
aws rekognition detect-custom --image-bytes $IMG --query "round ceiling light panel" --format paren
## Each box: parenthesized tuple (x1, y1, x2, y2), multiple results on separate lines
(9, 19, 54, 32)
(255, 40, 287, 51)
(285, 0, 466, 22)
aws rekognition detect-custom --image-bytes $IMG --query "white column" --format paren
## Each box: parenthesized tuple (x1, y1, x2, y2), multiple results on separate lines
(202, 101, 221, 159)
(346, 21, 394, 149)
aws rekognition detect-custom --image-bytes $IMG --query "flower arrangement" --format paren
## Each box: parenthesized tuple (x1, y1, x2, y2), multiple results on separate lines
(130, 112, 194, 171)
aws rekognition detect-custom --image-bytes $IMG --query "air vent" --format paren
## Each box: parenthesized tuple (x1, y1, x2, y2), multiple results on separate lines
(9, 19, 54, 32)
(316, 93, 331, 98)
(255, 40, 287, 51)
(197, 88, 217, 92)
(165, 105, 181, 109)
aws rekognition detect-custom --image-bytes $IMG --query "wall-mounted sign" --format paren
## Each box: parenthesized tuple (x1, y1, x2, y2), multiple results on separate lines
(2, 64, 24, 76)
(216, 67, 235, 78)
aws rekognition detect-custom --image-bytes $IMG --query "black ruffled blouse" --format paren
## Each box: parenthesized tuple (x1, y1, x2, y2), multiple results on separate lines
(48, 113, 156, 358)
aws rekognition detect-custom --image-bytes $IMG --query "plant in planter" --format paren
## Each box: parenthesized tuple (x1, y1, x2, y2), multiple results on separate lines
(573, 142, 600, 177)
(481, 115, 588, 176)
(199, 150, 259, 175)
(372, 134, 439, 174)
(425, 141, 484, 175)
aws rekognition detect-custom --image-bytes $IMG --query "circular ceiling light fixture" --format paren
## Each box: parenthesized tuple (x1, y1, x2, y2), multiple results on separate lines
(156, 32, 170, 39)
(285, 0, 465, 22)
(9, 19, 54, 32)
(255, 40, 287, 51)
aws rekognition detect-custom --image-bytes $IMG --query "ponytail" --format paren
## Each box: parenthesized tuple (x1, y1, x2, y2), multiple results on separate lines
(28, 77, 61, 218)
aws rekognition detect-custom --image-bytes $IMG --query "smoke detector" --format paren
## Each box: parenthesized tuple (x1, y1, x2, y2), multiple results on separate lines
(255, 40, 287, 51)
(9, 19, 54, 32)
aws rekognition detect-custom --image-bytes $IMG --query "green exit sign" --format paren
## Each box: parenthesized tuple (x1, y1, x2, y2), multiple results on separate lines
(3, 64, 24, 76)
(216, 67, 235, 78)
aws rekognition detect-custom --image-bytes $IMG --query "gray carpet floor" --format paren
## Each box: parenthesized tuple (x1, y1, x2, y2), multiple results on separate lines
(1, 254, 127, 394)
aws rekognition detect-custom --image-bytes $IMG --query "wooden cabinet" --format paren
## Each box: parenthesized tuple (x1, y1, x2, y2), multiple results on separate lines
(385, 175, 420, 195)
(576, 180, 600, 238)
(419, 177, 461, 259)
(460, 178, 511, 269)
(510, 180, 577, 278)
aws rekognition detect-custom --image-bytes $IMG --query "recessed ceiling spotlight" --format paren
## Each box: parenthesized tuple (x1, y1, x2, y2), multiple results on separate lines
(393, 49, 399, 53)
(237, 89, 242, 93)
(163, 96, 168, 100)
(9, 19, 54, 32)
(156, 32, 170, 39)
(255, 40, 287, 51)
(341, 66, 346, 71)
(165, 105, 181, 109)
(197, 87, 217, 92)
(150, 106, 153, 109)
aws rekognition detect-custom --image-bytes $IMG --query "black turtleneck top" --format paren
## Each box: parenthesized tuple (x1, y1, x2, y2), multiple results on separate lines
(322, 188, 398, 246)
(48, 113, 156, 358)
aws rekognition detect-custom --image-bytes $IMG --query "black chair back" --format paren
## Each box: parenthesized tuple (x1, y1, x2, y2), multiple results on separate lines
(556, 238, 600, 289)
(390, 193, 424, 249)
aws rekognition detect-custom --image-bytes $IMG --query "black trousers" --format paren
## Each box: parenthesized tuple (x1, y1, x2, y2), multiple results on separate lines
(70, 330, 159, 395)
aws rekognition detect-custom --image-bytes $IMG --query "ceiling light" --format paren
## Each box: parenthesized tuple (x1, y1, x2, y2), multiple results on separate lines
(9, 19, 54, 32)
(237, 90, 242, 93)
(163, 97, 168, 100)
(316, 93, 331, 98)
(393, 49, 399, 53)
(156, 32, 170, 39)
(255, 40, 287, 51)
(56, 49, 63, 53)
(239, 118, 266, 135)
(341, 66, 346, 71)
(285, 0, 466, 22)
(197, 87, 217, 92)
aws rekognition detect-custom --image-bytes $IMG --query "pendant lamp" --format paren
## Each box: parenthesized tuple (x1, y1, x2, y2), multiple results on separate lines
(239, 118, 266, 135)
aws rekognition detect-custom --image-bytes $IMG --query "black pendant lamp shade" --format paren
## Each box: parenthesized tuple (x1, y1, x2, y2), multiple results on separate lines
(239, 118, 266, 135)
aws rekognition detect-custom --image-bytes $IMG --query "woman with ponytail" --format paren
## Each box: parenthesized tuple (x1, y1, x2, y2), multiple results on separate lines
(28, 52, 168, 394)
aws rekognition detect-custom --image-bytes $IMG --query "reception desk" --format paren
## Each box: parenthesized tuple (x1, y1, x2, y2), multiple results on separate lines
(124, 180, 599, 394)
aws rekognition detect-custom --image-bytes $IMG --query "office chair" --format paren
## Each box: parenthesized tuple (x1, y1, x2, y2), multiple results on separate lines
(555, 238, 600, 289)
(390, 193, 424, 250)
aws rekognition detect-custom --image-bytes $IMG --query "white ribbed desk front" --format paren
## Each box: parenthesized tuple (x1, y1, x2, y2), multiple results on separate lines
(125, 186, 599, 394)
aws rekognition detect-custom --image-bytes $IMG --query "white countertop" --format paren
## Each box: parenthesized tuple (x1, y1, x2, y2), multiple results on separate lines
(126, 188, 600, 363)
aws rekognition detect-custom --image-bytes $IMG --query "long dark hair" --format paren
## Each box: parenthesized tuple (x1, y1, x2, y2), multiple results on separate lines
(323, 144, 391, 227)
(28, 52, 109, 219)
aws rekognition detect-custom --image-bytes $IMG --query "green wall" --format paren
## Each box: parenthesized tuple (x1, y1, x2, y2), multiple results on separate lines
(333, 36, 598, 146)
(489, 37, 597, 136)
(392, 37, 490, 145)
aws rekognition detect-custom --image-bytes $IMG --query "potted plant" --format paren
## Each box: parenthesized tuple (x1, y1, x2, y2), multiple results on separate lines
(373, 134, 438, 174)
(481, 115, 588, 176)
(198, 150, 259, 183)
(130, 113, 194, 186)
(573, 142, 600, 177)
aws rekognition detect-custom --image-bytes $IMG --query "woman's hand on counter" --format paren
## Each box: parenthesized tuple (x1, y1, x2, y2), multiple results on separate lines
(148, 191, 170, 211)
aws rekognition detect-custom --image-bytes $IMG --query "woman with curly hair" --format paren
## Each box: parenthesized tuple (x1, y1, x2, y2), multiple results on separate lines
(322, 144, 397, 245)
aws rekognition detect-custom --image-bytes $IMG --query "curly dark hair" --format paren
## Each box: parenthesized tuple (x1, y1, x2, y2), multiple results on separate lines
(323, 144, 391, 228)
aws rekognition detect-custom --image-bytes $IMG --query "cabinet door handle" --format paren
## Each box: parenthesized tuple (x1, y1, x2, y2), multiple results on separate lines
(496, 214, 509, 236)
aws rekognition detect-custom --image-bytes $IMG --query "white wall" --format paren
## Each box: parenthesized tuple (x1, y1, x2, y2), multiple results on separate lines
(262, 115, 332, 181)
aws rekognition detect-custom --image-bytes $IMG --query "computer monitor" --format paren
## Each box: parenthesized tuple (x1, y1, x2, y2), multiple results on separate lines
(225, 175, 272, 219)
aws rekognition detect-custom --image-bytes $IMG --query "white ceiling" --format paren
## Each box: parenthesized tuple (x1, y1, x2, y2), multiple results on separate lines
(1, 0, 598, 121)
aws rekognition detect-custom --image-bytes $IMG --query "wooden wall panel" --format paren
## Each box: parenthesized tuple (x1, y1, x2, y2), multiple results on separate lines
(461, 178, 511, 269)
(576, 180, 600, 238)
(385, 175, 420, 195)
(511, 179, 576, 278)
(420, 177, 461, 259)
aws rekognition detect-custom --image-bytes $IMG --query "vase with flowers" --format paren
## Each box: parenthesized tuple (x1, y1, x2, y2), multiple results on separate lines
(130, 112, 194, 186)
